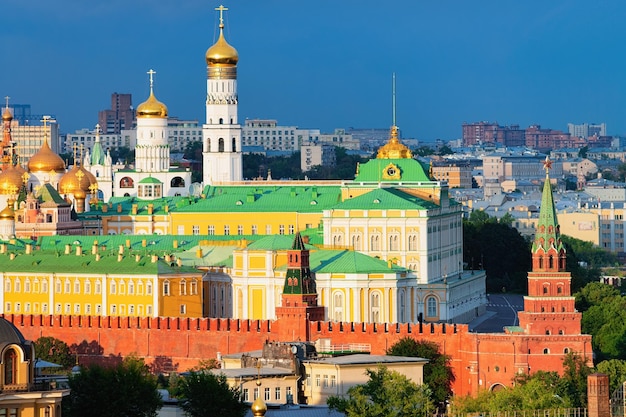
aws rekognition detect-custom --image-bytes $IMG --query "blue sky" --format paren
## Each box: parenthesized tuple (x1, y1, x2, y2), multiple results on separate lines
(1, 1, 625, 141)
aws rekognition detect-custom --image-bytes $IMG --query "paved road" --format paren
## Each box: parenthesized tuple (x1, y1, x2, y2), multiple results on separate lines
(469, 293, 525, 333)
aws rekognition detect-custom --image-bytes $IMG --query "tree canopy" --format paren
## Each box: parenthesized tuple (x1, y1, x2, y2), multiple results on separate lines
(328, 366, 434, 417)
(386, 337, 454, 406)
(65, 356, 162, 417)
(174, 370, 246, 417)
(34, 336, 75, 369)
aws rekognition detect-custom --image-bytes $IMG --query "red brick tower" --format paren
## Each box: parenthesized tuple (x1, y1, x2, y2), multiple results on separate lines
(275, 232, 324, 342)
(518, 156, 581, 335)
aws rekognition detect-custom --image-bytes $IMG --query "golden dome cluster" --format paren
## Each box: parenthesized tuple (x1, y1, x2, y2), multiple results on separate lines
(27, 140, 66, 173)
(136, 90, 168, 118)
(0, 204, 14, 220)
(376, 126, 413, 159)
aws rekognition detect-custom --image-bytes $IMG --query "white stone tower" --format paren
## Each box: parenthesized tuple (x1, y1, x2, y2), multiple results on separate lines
(202, 5, 243, 184)
(135, 69, 169, 173)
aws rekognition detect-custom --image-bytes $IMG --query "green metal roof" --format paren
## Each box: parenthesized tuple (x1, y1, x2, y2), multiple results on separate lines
(38, 183, 69, 205)
(138, 176, 162, 184)
(245, 235, 316, 251)
(330, 187, 437, 211)
(354, 158, 431, 182)
(176, 185, 342, 213)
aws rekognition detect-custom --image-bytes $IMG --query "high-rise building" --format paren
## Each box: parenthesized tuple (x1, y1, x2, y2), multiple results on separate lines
(98, 93, 134, 134)
(567, 122, 607, 138)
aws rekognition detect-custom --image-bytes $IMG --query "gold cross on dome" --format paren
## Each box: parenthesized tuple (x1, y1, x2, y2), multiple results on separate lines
(4, 96, 9, 109)
(215, 5, 228, 26)
(147, 69, 156, 89)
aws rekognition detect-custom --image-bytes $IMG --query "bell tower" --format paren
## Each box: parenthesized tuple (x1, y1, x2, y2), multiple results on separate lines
(518, 157, 581, 335)
(202, 5, 243, 185)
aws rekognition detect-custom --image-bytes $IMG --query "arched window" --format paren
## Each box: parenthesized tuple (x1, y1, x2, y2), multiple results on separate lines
(163, 280, 170, 296)
(218, 138, 225, 152)
(543, 348, 550, 354)
(333, 292, 343, 322)
(219, 118, 223, 124)
(4, 349, 17, 385)
(426, 297, 438, 318)
(557, 286, 563, 294)
(408, 234, 418, 251)
(370, 292, 381, 323)
(180, 279, 186, 296)
(389, 234, 399, 251)
(549, 255, 554, 269)
(232, 138, 237, 152)
(543, 286, 548, 294)
(351, 234, 361, 251)
(171, 177, 185, 188)
(370, 234, 380, 251)
(120, 177, 134, 188)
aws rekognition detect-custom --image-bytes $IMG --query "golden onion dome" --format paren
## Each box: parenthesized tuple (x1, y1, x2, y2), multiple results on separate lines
(0, 166, 24, 195)
(136, 90, 168, 119)
(59, 165, 96, 196)
(28, 140, 66, 173)
(2, 107, 12, 121)
(205, 24, 239, 66)
(376, 126, 413, 159)
(250, 395, 267, 417)
(0, 204, 14, 220)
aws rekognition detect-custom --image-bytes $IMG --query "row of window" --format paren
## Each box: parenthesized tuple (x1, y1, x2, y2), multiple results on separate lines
(307, 373, 337, 389)
(4, 302, 154, 316)
(162, 280, 199, 296)
(242, 386, 293, 402)
(194, 224, 296, 236)
(4, 278, 156, 296)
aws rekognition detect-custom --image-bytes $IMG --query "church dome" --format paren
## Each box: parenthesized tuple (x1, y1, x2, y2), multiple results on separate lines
(28, 140, 66, 173)
(136, 91, 168, 119)
(0, 204, 14, 220)
(59, 165, 97, 197)
(2, 107, 12, 121)
(0, 166, 24, 195)
(376, 126, 413, 159)
(205, 24, 239, 66)
(0, 318, 26, 345)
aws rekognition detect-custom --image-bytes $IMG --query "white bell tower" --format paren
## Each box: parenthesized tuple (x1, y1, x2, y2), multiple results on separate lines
(202, 5, 243, 184)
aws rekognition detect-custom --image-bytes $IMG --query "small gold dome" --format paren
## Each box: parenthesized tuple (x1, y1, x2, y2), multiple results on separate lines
(206, 25, 239, 66)
(376, 126, 413, 159)
(136, 91, 168, 118)
(0, 204, 14, 220)
(28, 140, 66, 173)
(2, 107, 12, 121)
(59, 165, 97, 197)
(250, 396, 267, 417)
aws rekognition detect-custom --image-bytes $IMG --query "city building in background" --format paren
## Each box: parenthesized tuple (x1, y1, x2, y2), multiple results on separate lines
(567, 122, 607, 138)
(98, 93, 134, 134)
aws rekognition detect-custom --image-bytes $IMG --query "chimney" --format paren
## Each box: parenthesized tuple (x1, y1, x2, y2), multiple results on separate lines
(177, 258, 182, 267)
(173, 240, 178, 249)
(118, 254, 123, 262)
(76, 246, 83, 256)
(151, 255, 158, 263)
(9, 253, 15, 260)
(118, 245, 124, 255)
(135, 254, 141, 262)
(102, 204, 108, 213)
(95, 254, 101, 261)
(25, 244, 32, 255)
(147, 204, 154, 215)
(92, 242, 98, 255)
(196, 248, 203, 258)
(164, 205, 169, 213)
(117, 204, 122, 213)
(142, 239, 147, 248)
(131, 204, 137, 215)
(126, 239, 131, 248)
(65, 244, 71, 255)
(0, 243, 6, 254)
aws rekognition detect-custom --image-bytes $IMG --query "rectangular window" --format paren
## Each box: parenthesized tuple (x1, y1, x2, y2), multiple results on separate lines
(43, 303, 48, 313)
(129, 305, 135, 315)
(323, 375, 328, 387)
(254, 387, 259, 400)
(74, 281, 80, 293)
(264, 387, 270, 401)
(274, 387, 281, 401)
(266, 225, 271, 234)
(315, 375, 320, 387)
(86, 304, 91, 314)
(180, 304, 186, 315)
(238, 225, 244, 235)
(147, 305, 153, 315)
(111, 305, 117, 315)
(74, 304, 80, 314)
(65, 303, 71, 314)
(96, 304, 102, 314)
(331, 375, 336, 387)
(251, 225, 257, 235)
(289, 225, 294, 234)
(279, 225, 285, 235)
(208, 225, 215, 235)
(243, 389, 249, 402)
(192, 225, 200, 235)
(25, 303, 31, 312)
(224, 225, 230, 235)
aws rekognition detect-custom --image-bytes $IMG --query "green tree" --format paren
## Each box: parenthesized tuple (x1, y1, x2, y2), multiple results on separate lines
(575, 281, 620, 312)
(65, 356, 162, 417)
(328, 366, 434, 417)
(596, 359, 626, 395)
(174, 371, 246, 417)
(558, 352, 593, 408)
(34, 336, 75, 369)
(386, 337, 454, 406)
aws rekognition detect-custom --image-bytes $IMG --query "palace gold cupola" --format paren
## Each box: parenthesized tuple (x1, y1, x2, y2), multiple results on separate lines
(202, 4, 243, 184)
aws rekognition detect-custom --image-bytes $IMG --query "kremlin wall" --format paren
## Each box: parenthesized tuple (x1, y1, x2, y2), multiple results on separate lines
(0, 5, 593, 400)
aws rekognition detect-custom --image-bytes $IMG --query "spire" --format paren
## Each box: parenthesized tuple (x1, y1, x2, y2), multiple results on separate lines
(531, 156, 566, 272)
(283, 232, 315, 295)
(91, 124, 106, 166)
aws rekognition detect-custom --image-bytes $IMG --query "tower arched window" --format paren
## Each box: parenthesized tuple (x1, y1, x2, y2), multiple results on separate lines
(549, 255, 554, 269)
(219, 118, 223, 124)
(232, 138, 236, 152)
(218, 138, 225, 152)
(370, 292, 381, 323)
(4, 349, 17, 385)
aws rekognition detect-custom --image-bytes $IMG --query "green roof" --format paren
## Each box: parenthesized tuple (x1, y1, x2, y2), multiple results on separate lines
(354, 158, 431, 182)
(176, 185, 342, 213)
(330, 188, 437, 211)
(38, 183, 69, 205)
(309, 250, 406, 274)
(138, 176, 163, 184)
(245, 235, 316, 251)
